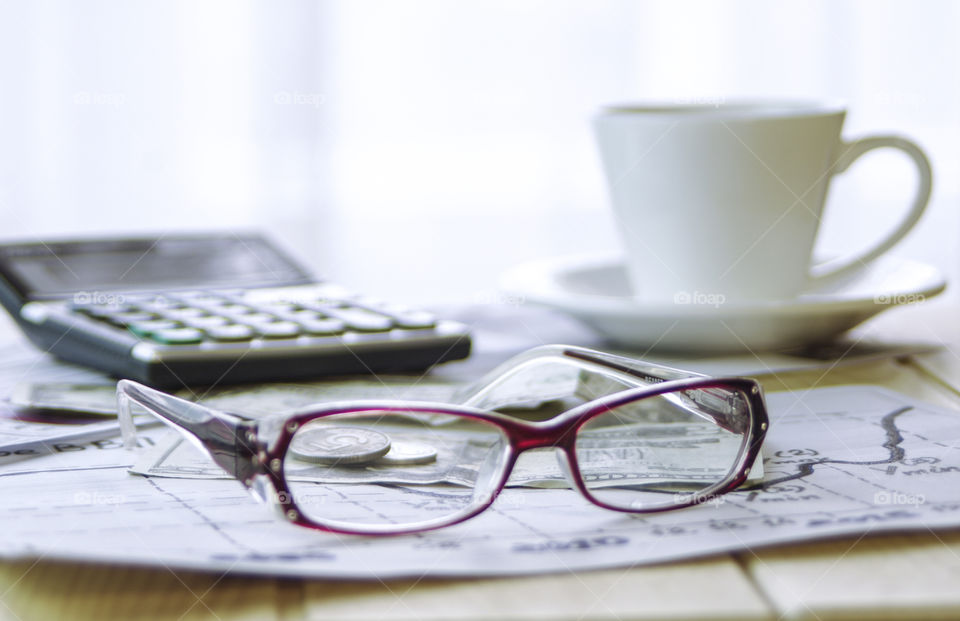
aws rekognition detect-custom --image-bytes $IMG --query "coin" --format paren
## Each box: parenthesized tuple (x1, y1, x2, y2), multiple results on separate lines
(290, 426, 391, 465)
(376, 441, 438, 466)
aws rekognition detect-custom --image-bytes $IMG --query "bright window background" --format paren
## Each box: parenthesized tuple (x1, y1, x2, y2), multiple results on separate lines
(0, 0, 956, 306)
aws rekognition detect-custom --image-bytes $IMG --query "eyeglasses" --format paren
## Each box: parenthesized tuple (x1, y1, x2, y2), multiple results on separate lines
(117, 345, 768, 536)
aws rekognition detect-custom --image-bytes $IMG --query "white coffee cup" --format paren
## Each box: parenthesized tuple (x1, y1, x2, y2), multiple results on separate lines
(593, 100, 932, 304)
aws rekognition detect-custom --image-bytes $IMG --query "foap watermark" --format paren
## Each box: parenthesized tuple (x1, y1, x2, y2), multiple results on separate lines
(473, 290, 526, 308)
(671, 492, 726, 508)
(673, 290, 726, 308)
(73, 91, 126, 108)
(485, 491, 528, 510)
(277, 490, 318, 506)
(273, 90, 325, 108)
(874, 490, 925, 507)
(73, 291, 126, 306)
(874, 293, 925, 305)
(73, 491, 125, 506)
(869, 90, 927, 111)
(673, 94, 725, 108)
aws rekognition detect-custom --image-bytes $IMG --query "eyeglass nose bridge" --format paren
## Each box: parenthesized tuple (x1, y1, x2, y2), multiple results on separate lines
(499, 419, 588, 495)
(507, 418, 580, 454)
(498, 446, 584, 500)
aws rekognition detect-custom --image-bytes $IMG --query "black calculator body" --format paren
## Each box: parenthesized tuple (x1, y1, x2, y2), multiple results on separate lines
(0, 234, 471, 388)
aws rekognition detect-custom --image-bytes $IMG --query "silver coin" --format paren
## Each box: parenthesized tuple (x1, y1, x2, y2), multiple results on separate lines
(376, 441, 438, 466)
(290, 426, 391, 465)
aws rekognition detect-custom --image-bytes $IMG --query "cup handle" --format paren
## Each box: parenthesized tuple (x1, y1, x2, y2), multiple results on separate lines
(810, 135, 932, 282)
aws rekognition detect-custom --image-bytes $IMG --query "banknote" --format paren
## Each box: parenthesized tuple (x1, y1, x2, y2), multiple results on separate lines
(10, 382, 119, 415)
(131, 421, 761, 487)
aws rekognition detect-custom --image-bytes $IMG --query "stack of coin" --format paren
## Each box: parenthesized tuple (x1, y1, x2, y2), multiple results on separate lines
(290, 426, 437, 466)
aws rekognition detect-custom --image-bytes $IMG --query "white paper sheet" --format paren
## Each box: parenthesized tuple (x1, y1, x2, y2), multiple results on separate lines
(1, 384, 959, 579)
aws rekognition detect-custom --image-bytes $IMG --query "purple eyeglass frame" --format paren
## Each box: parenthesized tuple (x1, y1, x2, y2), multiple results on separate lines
(118, 345, 769, 536)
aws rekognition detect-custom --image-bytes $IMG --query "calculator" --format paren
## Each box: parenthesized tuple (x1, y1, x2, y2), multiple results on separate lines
(0, 234, 471, 388)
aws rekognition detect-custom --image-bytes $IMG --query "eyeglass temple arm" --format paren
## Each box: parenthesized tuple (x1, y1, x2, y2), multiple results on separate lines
(562, 347, 706, 383)
(117, 380, 260, 481)
(564, 348, 751, 434)
(454, 344, 703, 408)
(454, 345, 752, 434)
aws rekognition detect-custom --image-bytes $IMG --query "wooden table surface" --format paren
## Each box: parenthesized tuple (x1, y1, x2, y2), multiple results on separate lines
(2, 304, 960, 621)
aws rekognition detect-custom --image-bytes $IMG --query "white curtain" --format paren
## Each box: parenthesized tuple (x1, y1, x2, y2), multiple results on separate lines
(0, 1, 325, 258)
(0, 0, 956, 305)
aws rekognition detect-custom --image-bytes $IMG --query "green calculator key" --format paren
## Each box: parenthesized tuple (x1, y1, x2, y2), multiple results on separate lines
(150, 327, 205, 345)
(127, 319, 182, 337)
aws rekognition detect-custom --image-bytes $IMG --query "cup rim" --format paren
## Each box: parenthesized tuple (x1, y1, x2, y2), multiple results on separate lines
(596, 98, 847, 119)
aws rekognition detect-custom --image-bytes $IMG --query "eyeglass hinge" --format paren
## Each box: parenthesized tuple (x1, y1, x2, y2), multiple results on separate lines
(232, 421, 263, 482)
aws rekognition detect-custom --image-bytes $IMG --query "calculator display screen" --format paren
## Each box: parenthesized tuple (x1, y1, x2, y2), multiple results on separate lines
(0, 235, 313, 299)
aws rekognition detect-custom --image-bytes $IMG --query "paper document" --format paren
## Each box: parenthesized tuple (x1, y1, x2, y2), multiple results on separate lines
(0, 416, 140, 462)
(1, 385, 960, 579)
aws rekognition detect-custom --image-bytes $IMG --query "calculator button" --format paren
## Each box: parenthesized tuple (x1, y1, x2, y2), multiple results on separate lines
(77, 303, 135, 318)
(298, 318, 346, 336)
(243, 312, 280, 324)
(185, 315, 231, 329)
(138, 296, 184, 311)
(255, 321, 302, 339)
(321, 307, 393, 332)
(355, 300, 438, 329)
(311, 300, 347, 309)
(218, 304, 257, 316)
(288, 309, 324, 322)
(138, 302, 185, 314)
(259, 302, 299, 314)
(106, 311, 160, 326)
(189, 299, 230, 312)
(205, 324, 255, 342)
(150, 327, 205, 345)
(163, 307, 209, 321)
(127, 319, 182, 337)
(384, 310, 437, 329)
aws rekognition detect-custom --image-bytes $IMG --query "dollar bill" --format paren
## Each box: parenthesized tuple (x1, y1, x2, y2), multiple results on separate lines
(131, 421, 763, 487)
(10, 382, 119, 415)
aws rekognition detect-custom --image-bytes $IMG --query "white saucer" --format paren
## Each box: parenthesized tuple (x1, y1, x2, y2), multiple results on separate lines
(500, 254, 946, 352)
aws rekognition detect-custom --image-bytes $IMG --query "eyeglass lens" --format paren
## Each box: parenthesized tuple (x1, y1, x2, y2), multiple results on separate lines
(575, 385, 751, 510)
(283, 411, 509, 530)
